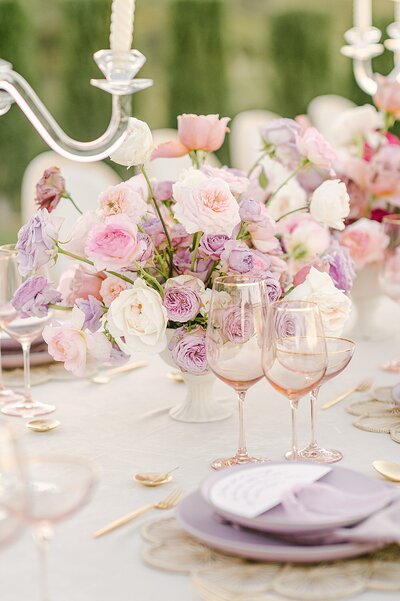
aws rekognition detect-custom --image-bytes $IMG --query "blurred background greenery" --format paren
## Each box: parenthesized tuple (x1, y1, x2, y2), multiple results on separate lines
(0, 0, 396, 242)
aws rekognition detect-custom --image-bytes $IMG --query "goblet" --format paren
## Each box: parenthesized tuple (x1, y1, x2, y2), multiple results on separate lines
(0, 421, 26, 548)
(298, 336, 355, 463)
(379, 214, 400, 372)
(206, 275, 268, 469)
(0, 245, 55, 418)
(262, 300, 327, 461)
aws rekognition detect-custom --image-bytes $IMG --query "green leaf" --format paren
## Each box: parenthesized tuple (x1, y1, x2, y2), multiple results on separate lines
(258, 168, 268, 190)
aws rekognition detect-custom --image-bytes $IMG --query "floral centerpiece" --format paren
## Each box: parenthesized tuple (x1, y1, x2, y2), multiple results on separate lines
(12, 113, 353, 380)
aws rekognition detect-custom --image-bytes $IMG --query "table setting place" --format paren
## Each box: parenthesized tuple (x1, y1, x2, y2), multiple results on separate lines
(3, 0, 400, 600)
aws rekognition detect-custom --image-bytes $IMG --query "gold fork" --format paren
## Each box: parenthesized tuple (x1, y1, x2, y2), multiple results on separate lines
(321, 378, 373, 410)
(94, 489, 183, 538)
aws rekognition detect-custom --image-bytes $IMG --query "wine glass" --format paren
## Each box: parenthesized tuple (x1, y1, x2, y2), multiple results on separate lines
(3, 454, 98, 601)
(206, 275, 268, 469)
(298, 336, 355, 463)
(0, 421, 26, 548)
(0, 245, 55, 418)
(379, 214, 400, 372)
(262, 300, 327, 461)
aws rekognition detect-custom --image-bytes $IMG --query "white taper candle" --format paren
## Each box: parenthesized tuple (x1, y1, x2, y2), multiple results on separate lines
(110, 0, 136, 52)
(395, 0, 400, 26)
(353, 0, 372, 33)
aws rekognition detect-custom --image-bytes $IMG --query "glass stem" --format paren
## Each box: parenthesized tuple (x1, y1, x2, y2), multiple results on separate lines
(33, 522, 53, 601)
(290, 400, 299, 460)
(310, 387, 320, 447)
(0, 331, 4, 391)
(237, 391, 248, 458)
(22, 342, 32, 404)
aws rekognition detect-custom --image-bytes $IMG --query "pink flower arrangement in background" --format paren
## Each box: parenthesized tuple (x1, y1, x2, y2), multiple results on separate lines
(14, 113, 355, 376)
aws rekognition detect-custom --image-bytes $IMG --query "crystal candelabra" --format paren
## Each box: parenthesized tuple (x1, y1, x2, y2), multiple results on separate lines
(0, 49, 152, 162)
(341, 0, 400, 95)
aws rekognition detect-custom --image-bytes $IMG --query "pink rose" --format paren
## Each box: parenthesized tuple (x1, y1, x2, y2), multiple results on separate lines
(247, 214, 280, 254)
(366, 145, 400, 205)
(152, 180, 174, 201)
(296, 127, 337, 173)
(100, 275, 133, 306)
(373, 75, 400, 119)
(280, 214, 330, 262)
(293, 260, 329, 287)
(173, 170, 240, 236)
(339, 218, 389, 269)
(201, 165, 249, 197)
(58, 265, 104, 305)
(98, 181, 147, 222)
(84, 215, 141, 271)
(151, 114, 230, 159)
(35, 166, 66, 212)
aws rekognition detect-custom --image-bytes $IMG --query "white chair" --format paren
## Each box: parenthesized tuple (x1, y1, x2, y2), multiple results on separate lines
(144, 128, 220, 181)
(21, 151, 121, 281)
(230, 110, 280, 173)
(307, 95, 356, 144)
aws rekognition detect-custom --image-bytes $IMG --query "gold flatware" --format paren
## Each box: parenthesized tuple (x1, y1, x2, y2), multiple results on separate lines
(321, 379, 373, 410)
(372, 460, 400, 482)
(91, 361, 147, 384)
(94, 489, 183, 538)
(167, 370, 184, 383)
(26, 419, 60, 433)
(133, 466, 179, 487)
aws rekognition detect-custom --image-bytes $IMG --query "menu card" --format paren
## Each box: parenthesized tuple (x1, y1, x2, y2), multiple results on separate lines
(209, 464, 331, 518)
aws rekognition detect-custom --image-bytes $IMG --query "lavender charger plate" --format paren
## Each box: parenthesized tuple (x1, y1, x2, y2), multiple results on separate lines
(176, 491, 380, 563)
(200, 462, 393, 534)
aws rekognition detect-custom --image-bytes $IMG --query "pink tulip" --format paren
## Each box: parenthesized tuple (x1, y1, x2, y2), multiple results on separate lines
(151, 114, 230, 159)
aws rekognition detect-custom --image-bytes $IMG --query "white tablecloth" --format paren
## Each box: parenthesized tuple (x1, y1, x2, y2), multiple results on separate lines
(1, 320, 400, 601)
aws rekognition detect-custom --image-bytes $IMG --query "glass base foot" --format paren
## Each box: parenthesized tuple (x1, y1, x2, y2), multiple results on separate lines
(2, 400, 55, 419)
(0, 388, 23, 405)
(211, 454, 268, 470)
(297, 444, 343, 464)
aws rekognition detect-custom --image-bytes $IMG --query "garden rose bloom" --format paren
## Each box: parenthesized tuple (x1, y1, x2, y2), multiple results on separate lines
(152, 180, 174, 201)
(16, 209, 62, 276)
(135, 232, 155, 265)
(100, 275, 133, 306)
(247, 215, 280, 253)
(168, 326, 208, 375)
(43, 307, 111, 376)
(163, 286, 201, 323)
(261, 118, 301, 167)
(164, 274, 205, 295)
(110, 118, 154, 167)
(12, 276, 61, 318)
(142, 217, 167, 248)
(84, 215, 140, 271)
(366, 145, 400, 204)
(239, 199, 267, 223)
(98, 181, 148, 222)
(309, 179, 350, 231)
(286, 267, 351, 335)
(58, 265, 104, 305)
(199, 233, 229, 260)
(202, 165, 249, 197)
(152, 114, 230, 159)
(221, 306, 254, 343)
(173, 170, 240, 236)
(296, 127, 336, 173)
(75, 295, 104, 332)
(281, 214, 330, 262)
(220, 240, 272, 277)
(374, 75, 400, 119)
(339, 218, 389, 269)
(326, 241, 355, 293)
(265, 275, 282, 302)
(293, 260, 329, 287)
(107, 278, 168, 354)
(35, 166, 66, 212)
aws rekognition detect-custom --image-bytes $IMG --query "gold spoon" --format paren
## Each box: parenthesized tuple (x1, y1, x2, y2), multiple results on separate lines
(167, 370, 184, 383)
(372, 460, 400, 482)
(26, 419, 60, 433)
(321, 378, 373, 410)
(133, 466, 179, 487)
(91, 361, 147, 384)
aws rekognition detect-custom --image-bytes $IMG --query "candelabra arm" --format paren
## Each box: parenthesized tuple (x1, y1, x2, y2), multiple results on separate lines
(0, 68, 131, 162)
(353, 58, 378, 95)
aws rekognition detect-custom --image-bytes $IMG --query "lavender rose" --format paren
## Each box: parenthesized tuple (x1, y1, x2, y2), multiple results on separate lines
(16, 209, 61, 276)
(239, 199, 266, 223)
(199, 234, 229, 260)
(221, 306, 254, 343)
(12, 276, 61, 318)
(35, 166, 66, 212)
(168, 326, 208, 375)
(265, 275, 282, 302)
(326, 242, 355, 293)
(163, 286, 201, 323)
(221, 241, 254, 274)
(135, 232, 154, 265)
(261, 118, 301, 168)
(75, 295, 104, 332)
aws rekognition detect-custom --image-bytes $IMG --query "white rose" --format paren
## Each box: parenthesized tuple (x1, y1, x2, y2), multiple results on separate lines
(200, 288, 230, 316)
(309, 179, 350, 231)
(331, 105, 383, 153)
(286, 267, 351, 335)
(107, 278, 168, 354)
(110, 118, 154, 167)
